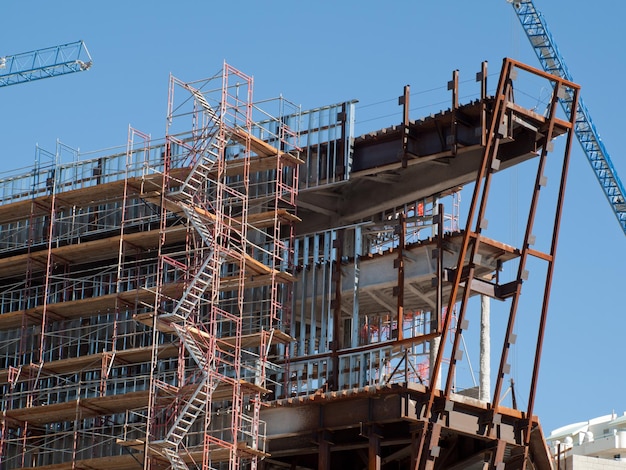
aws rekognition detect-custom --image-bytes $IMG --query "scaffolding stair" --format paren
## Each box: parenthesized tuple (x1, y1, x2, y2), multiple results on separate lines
(182, 205, 214, 246)
(154, 73, 267, 470)
(168, 83, 224, 203)
(159, 324, 219, 469)
(168, 145, 220, 202)
(172, 322, 214, 371)
(162, 447, 190, 470)
(185, 85, 220, 124)
(158, 251, 215, 324)
(164, 377, 211, 446)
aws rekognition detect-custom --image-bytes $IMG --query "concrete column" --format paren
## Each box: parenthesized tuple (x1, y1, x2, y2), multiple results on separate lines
(479, 294, 490, 402)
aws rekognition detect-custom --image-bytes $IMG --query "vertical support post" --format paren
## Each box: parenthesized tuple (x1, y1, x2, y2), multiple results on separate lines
(318, 431, 332, 470)
(442, 61, 514, 402)
(435, 203, 443, 333)
(351, 226, 362, 348)
(410, 423, 424, 470)
(368, 428, 382, 470)
(448, 70, 459, 155)
(395, 213, 406, 341)
(477, 61, 488, 146)
(399, 85, 410, 168)
(299, 236, 309, 356)
(309, 235, 319, 356)
(479, 295, 490, 403)
(422, 422, 443, 470)
(290, 240, 299, 359)
(320, 231, 331, 353)
(415, 59, 516, 466)
(491, 76, 564, 416)
(429, 202, 443, 390)
(330, 230, 344, 391)
(488, 438, 507, 470)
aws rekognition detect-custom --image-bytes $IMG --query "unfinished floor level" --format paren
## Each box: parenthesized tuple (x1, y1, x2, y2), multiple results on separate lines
(0, 59, 579, 469)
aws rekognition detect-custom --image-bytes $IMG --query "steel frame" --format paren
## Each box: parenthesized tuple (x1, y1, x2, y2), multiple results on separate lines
(413, 58, 579, 470)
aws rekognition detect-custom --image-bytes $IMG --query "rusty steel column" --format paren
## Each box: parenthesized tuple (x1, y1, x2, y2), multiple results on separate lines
(476, 61, 488, 146)
(429, 203, 444, 390)
(318, 430, 332, 470)
(395, 213, 406, 341)
(399, 85, 410, 169)
(487, 439, 507, 469)
(368, 426, 382, 470)
(448, 69, 459, 156)
(442, 60, 515, 402)
(330, 229, 344, 391)
(410, 423, 425, 470)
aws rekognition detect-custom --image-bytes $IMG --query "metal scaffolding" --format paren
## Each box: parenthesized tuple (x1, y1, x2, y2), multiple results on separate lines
(0, 62, 301, 470)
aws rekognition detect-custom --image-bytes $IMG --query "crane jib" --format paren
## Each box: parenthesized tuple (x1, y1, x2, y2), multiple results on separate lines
(0, 40, 92, 88)
(509, 0, 626, 234)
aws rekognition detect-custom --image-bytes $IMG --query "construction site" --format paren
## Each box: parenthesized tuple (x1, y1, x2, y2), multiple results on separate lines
(1, 2, 625, 470)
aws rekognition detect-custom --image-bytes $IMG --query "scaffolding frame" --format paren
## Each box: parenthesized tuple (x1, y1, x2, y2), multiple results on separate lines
(141, 62, 301, 470)
(0, 62, 301, 470)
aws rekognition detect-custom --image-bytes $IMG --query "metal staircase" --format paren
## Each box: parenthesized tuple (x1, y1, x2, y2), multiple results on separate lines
(167, 253, 214, 319)
(149, 63, 300, 470)
(163, 324, 217, 444)
(157, 81, 230, 469)
(162, 448, 191, 470)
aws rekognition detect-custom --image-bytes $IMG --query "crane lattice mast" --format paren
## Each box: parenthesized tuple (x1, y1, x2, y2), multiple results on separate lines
(0, 40, 92, 88)
(510, 0, 626, 235)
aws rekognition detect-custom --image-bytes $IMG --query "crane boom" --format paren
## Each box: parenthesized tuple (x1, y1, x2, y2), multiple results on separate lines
(0, 40, 92, 88)
(510, 0, 626, 235)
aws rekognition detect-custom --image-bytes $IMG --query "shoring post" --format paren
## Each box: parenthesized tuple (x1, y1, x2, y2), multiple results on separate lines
(448, 70, 459, 155)
(399, 85, 410, 168)
(330, 230, 344, 391)
(477, 61, 488, 146)
(395, 213, 406, 341)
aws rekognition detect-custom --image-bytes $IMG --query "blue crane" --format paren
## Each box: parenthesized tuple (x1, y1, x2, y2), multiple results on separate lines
(0, 40, 92, 88)
(509, 0, 626, 235)
(507, 0, 626, 234)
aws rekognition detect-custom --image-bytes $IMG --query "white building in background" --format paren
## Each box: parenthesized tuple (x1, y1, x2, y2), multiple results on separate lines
(548, 412, 626, 468)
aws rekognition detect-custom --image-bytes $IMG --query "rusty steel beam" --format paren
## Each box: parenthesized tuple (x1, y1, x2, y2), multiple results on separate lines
(262, 382, 550, 468)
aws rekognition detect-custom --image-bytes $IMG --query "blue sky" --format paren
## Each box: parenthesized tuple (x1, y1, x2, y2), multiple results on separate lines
(2, 1, 624, 435)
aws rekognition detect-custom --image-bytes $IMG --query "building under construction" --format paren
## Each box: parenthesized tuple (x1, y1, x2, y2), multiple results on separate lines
(0, 58, 579, 469)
